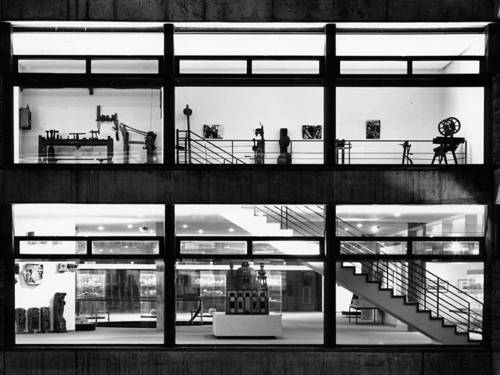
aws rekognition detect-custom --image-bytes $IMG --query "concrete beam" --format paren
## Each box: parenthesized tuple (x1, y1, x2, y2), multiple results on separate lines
(0, 168, 491, 204)
(0, 0, 493, 22)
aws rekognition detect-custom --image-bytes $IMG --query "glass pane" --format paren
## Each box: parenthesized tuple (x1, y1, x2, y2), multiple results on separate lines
(13, 32, 164, 55)
(412, 241, 480, 255)
(176, 205, 324, 237)
(92, 240, 160, 255)
(180, 240, 247, 255)
(175, 33, 324, 56)
(413, 60, 480, 74)
(19, 240, 87, 255)
(336, 33, 485, 56)
(336, 261, 483, 344)
(13, 204, 165, 237)
(336, 205, 486, 237)
(15, 259, 164, 344)
(252, 60, 319, 74)
(340, 60, 407, 74)
(91, 60, 159, 74)
(15, 88, 163, 164)
(176, 259, 323, 344)
(179, 60, 247, 74)
(18, 59, 86, 73)
(340, 241, 406, 255)
(336, 87, 484, 164)
(175, 87, 324, 165)
(253, 240, 320, 256)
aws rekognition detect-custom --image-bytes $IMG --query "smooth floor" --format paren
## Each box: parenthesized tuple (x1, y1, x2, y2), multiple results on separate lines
(17, 312, 439, 345)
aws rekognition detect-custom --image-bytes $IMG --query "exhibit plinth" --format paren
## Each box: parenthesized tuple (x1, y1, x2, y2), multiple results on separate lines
(212, 312, 282, 337)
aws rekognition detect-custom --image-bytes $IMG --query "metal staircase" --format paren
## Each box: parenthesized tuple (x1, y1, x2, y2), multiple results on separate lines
(176, 130, 247, 164)
(250, 204, 483, 344)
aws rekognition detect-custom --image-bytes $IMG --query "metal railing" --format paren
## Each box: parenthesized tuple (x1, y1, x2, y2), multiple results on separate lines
(252, 205, 483, 340)
(335, 139, 467, 165)
(176, 130, 323, 165)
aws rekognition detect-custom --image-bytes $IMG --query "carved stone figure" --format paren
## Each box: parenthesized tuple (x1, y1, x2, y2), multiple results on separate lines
(27, 307, 40, 333)
(53, 292, 67, 332)
(277, 128, 292, 165)
(15, 308, 26, 333)
(40, 307, 51, 332)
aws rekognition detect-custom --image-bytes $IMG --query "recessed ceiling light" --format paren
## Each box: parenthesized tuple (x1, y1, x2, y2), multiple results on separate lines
(98, 226, 104, 231)
(370, 225, 380, 233)
(394, 213, 401, 217)
(228, 228, 235, 233)
(344, 227, 349, 232)
(356, 223, 363, 228)
(182, 224, 189, 228)
(127, 224, 133, 229)
(198, 229, 204, 234)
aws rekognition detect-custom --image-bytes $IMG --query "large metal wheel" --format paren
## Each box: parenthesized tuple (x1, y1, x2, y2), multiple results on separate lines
(438, 117, 461, 137)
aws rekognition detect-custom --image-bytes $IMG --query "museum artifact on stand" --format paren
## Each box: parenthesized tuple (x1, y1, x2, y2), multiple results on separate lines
(53, 292, 67, 333)
(27, 307, 40, 333)
(277, 128, 292, 165)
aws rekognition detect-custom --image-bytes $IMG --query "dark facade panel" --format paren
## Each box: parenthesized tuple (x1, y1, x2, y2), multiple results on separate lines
(0, 168, 491, 204)
(0, 0, 493, 21)
(4, 351, 76, 375)
(0, 350, 490, 375)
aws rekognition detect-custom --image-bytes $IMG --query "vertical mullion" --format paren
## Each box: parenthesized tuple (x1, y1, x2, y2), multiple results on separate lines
(324, 23, 336, 167)
(0, 22, 13, 166)
(1, 204, 14, 347)
(163, 23, 175, 166)
(324, 203, 336, 346)
(164, 204, 176, 346)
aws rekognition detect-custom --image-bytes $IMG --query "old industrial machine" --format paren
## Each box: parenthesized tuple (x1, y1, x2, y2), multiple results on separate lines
(431, 117, 465, 164)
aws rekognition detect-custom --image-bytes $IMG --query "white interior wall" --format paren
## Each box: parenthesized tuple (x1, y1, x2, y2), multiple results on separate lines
(15, 261, 76, 331)
(18, 88, 163, 164)
(442, 87, 484, 164)
(337, 87, 483, 164)
(175, 87, 324, 163)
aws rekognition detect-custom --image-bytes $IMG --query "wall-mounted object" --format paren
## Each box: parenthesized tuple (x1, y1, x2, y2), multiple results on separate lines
(22, 263, 44, 285)
(302, 125, 322, 139)
(19, 105, 32, 130)
(57, 263, 77, 273)
(366, 120, 381, 139)
(203, 124, 223, 139)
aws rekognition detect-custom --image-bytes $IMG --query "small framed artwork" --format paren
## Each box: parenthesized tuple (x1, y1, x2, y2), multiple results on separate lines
(366, 120, 381, 139)
(302, 125, 322, 139)
(203, 124, 223, 139)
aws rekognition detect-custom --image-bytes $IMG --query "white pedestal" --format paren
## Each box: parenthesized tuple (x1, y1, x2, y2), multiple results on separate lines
(212, 313, 282, 337)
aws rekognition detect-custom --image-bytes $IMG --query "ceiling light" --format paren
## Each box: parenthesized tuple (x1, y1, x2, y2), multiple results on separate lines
(356, 223, 363, 228)
(370, 225, 380, 233)
(98, 226, 104, 231)
(198, 229, 204, 234)
(182, 224, 188, 229)
(344, 227, 349, 232)
(228, 228, 235, 233)
(394, 213, 401, 217)
(127, 224, 133, 229)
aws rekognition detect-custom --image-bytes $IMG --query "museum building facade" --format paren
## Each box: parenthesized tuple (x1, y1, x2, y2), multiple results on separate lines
(0, 1, 499, 374)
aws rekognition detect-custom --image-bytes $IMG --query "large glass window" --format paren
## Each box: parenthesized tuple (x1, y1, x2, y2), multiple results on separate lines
(175, 204, 324, 344)
(175, 87, 324, 165)
(336, 87, 484, 165)
(335, 204, 485, 345)
(14, 88, 163, 164)
(13, 204, 165, 345)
